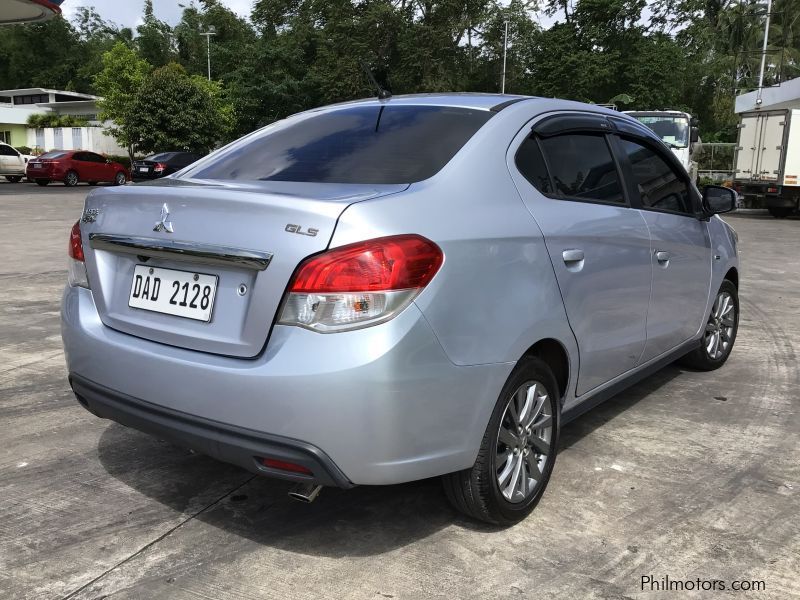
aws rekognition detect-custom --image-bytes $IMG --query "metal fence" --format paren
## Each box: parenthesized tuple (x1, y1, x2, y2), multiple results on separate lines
(695, 142, 737, 184)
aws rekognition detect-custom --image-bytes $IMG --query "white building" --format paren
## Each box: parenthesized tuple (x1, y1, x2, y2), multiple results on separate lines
(0, 87, 127, 155)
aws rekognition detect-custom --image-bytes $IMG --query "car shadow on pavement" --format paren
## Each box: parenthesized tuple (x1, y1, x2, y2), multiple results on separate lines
(558, 364, 684, 452)
(95, 365, 685, 553)
(97, 423, 455, 556)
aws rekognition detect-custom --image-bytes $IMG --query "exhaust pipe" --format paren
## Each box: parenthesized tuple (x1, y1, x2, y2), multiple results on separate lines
(288, 482, 323, 503)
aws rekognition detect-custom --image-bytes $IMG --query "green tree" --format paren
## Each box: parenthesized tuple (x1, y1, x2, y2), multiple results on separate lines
(94, 43, 152, 156)
(136, 0, 174, 67)
(126, 63, 234, 154)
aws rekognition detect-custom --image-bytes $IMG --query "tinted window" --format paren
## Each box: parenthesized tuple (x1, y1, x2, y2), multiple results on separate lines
(86, 153, 106, 163)
(39, 151, 68, 159)
(0, 144, 17, 156)
(515, 137, 552, 194)
(184, 105, 494, 184)
(539, 134, 624, 203)
(619, 139, 692, 213)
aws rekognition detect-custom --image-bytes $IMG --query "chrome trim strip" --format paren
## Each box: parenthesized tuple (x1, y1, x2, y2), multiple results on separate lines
(89, 234, 273, 271)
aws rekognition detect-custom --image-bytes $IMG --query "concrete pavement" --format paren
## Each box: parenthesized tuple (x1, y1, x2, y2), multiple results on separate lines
(0, 181, 798, 599)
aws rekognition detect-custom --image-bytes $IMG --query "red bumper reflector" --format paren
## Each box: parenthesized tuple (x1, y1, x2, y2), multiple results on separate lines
(261, 457, 312, 475)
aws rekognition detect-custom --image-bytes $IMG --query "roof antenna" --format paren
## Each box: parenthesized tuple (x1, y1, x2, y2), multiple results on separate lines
(360, 61, 391, 100)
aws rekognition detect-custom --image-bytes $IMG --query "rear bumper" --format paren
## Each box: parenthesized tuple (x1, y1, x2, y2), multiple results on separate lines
(69, 373, 353, 487)
(61, 285, 512, 486)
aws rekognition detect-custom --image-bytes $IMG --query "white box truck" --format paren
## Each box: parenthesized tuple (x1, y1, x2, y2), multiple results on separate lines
(734, 78, 800, 218)
(624, 110, 700, 178)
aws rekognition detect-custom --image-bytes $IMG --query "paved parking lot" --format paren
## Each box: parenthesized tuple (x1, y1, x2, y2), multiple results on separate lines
(1, 180, 798, 599)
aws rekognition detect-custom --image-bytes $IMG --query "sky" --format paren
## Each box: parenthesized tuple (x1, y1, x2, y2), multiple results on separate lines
(60, 0, 556, 29)
(61, 0, 254, 28)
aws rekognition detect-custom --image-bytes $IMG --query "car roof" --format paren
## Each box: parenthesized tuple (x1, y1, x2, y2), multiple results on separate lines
(313, 93, 534, 112)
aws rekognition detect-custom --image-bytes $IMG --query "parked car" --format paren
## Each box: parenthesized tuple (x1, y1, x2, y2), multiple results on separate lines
(131, 152, 203, 181)
(0, 142, 27, 182)
(26, 150, 129, 187)
(62, 94, 740, 525)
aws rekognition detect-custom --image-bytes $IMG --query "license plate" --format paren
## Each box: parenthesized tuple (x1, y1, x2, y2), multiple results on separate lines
(30, 162, 41, 168)
(138, 167, 148, 172)
(128, 265, 218, 322)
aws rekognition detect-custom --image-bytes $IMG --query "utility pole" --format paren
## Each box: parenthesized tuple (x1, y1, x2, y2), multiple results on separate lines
(200, 27, 216, 81)
(501, 20, 509, 94)
(756, 0, 772, 105)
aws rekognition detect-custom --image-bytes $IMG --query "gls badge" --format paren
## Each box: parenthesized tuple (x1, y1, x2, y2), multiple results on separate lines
(285, 224, 319, 237)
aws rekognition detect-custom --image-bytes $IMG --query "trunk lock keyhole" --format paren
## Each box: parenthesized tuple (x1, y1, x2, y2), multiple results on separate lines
(238, 284, 248, 297)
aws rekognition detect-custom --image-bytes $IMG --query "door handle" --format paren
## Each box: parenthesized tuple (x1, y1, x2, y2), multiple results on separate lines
(655, 250, 670, 263)
(562, 249, 584, 263)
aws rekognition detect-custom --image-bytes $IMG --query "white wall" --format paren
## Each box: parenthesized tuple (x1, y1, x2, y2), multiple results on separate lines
(26, 125, 127, 155)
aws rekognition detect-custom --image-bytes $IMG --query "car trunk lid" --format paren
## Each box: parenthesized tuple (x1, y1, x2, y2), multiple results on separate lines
(80, 179, 407, 357)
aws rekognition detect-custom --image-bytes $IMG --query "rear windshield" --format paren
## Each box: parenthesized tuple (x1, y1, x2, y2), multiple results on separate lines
(183, 105, 494, 184)
(145, 152, 176, 162)
(39, 151, 68, 159)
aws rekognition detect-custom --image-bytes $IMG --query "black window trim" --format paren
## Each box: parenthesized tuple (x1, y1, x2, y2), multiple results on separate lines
(516, 130, 633, 208)
(611, 132, 702, 218)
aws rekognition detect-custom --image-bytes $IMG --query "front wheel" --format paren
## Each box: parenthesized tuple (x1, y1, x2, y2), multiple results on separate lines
(113, 171, 127, 186)
(680, 279, 739, 371)
(443, 356, 559, 525)
(5, 176, 22, 183)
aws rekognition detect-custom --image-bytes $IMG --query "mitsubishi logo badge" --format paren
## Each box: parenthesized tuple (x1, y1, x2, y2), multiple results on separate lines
(153, 203, 174, 233)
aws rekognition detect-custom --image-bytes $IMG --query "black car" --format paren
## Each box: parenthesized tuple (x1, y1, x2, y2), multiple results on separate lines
(131, 152, 203, 181)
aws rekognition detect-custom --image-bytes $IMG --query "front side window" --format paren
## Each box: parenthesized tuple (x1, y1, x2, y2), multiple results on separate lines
(619, 139, 692, 214)
(183, 105, 494, 184)
(0, 144, 17, 156)
(539, 134, 624, 203)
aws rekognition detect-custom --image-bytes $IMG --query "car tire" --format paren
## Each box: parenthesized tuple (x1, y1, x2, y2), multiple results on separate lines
(443, 356, 559, 525)
(113, 172, 126, 186)
(767, 207, 793, 218)
(35, 179, 49, 186)
(64, 170, 79, 187)
(5, 176, 22, 183)
(679, 279, 739, 371)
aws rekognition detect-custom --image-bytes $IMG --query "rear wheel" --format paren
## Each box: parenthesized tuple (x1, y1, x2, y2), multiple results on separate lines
(768, 207, 793, 218)
(113, 171, 126, 186)
(679, 279, 738, 371)
(35, 179, 49, 186)
(443, 356, 559, 525)
(64, 170, 79, 187)
(5, 176, 22, 183)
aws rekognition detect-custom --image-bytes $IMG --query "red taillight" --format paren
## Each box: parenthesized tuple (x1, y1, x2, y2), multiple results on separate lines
(154, 162, 167, 172)
(289, 234, 443, 293)
(69, 221, 84, 262)
(261, 458, 313, 475)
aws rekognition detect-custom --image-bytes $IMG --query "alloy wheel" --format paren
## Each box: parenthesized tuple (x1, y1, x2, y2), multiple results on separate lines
(65, 172, 78, 186)
(705, 291, 736, 360)
(495, 381, 553, 503)
(115, 172, 126, 185)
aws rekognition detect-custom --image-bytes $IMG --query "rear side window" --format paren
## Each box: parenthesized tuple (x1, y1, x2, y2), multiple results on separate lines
(618, 139, 692, 214)
(515, 138, 552, 194)
(539, 134, 624, 203)
(183, 105, 494, 184)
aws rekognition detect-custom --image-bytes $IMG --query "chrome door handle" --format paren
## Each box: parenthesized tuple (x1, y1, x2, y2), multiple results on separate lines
(655, 250, 670, 263)
(562, 249, 585, 263)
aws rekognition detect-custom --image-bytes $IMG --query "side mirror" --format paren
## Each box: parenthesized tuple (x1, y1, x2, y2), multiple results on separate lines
(690, 126, 699, 144)
(703, 185, 736, 215)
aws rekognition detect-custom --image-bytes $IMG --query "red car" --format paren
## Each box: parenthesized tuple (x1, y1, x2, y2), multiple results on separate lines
(26, 150, 129, 187)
